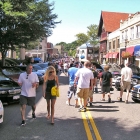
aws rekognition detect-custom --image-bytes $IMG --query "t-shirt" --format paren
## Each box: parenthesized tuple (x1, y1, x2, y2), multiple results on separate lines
(68, 67, 79, 85)
(101, 71, 112, 86)
(64, 63, 68, 69)
(121, 66, 132, 82)
(18, 72, 39, 97)
(75, 68, 94, 88)
(93, 70, 98, 78)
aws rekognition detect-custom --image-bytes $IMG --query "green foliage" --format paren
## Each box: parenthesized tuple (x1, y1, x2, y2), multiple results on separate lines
(0, 0, 60, 66)
(87, 24, 99, 46)
(75, 33, 89, 46)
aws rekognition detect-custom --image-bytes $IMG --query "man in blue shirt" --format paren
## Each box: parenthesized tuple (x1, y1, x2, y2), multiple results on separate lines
(66, 62, 79, 107)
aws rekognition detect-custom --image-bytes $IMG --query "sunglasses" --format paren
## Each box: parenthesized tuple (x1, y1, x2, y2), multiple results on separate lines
(26, 74, 29, 79)
(49, 71, 54, 74)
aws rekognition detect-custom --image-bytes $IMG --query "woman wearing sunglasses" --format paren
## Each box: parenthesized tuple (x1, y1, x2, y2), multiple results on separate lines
(42, 66, 59, 124)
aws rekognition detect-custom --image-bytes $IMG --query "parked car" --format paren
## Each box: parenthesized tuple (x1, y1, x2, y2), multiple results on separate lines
(2, 66, 23, 82)
(36, 62, 48, 70)
(33, 57, 43, 63)
(0, 100, 4, 123)
(0, 71, 21, 104)
(131, 84, 140, 103)
(32, 64, 46, 75)
(15, 65, 44, 84)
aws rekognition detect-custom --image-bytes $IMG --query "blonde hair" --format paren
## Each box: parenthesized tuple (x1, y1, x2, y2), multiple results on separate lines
(44, 66, 56, 82)
(104, 65, 110, 71)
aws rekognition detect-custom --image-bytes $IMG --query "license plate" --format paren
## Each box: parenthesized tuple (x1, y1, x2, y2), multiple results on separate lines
(13, 95, 20, 100)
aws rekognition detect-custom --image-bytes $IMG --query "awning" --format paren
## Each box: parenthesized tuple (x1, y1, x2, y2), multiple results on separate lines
(108, 53, 113, 58)
(134, 45, 140, 56)
(121, 46, 134, 58)
(112, 52, 119, 58)
(106, 53, 109, 58)
(126, 46, 134, 55)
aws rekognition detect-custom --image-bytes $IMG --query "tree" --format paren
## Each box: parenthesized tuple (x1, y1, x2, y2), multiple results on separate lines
(75, 33, 89, 46)
(0, 0, 60, 66)
(87, 24, 99, 46)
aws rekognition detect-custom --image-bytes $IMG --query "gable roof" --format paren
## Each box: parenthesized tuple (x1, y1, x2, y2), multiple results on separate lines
(98, 11, 131, 36)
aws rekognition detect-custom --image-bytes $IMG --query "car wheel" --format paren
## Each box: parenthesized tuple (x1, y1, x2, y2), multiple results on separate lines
(132, 98, 140, 103)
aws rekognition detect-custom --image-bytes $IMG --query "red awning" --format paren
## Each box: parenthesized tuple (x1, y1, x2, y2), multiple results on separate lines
(112, 52, 119, 58)
(108, 53, 113, 58)
(121, 46, 134, 58)
(106, 53, 109, 58)
(126, 46, 134, 56)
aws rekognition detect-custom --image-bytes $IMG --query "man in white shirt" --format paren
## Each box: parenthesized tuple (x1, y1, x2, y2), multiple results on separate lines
(74, 61, 94, 112)
(118, 60, 132, 103)
(18, 64, 39, 126)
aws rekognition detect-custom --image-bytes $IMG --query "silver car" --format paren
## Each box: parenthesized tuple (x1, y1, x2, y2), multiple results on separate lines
(0, 100, 4, 123)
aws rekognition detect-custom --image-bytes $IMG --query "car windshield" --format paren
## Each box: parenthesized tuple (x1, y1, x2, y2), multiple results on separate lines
(0, 72, 10, 81)
(33, 65, 42, 70)
(37, 63, 48, 68)
(2, 67, 22, 75)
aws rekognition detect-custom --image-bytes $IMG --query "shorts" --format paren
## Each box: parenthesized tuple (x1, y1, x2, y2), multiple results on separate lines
(76, 87, 89, 99)
(20, 95, 35, 106)
(88, 89, 94, 98)
(121, 81, 131, 91)
(102, 86, 110, 93)
(45, 92, 57, 100)
(67, 85, 77, 99)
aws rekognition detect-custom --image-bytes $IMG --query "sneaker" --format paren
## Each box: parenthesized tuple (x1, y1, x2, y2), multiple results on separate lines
(21, 120, 26, 126)
(32, 113, 36, 119)
(78, 106, 84, 112)
(125, 100, 128, 104)
(100, 98, 105, 101)
(83, 108, 86, 112)
(108, 98, 111, 103)
(66, 101, 70, 106)
(117, 97, 122, 102)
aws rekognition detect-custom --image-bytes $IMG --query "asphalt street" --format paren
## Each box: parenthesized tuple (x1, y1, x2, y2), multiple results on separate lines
(0, 73, 140, 140)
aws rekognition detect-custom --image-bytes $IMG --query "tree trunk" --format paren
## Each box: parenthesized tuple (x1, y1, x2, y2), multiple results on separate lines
(1, 51, 7, 67)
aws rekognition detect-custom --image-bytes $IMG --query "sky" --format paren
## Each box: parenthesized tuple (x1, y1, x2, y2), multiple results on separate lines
(48, 0, 140, 45)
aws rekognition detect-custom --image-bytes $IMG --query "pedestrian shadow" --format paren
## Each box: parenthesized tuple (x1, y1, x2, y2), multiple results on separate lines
(88, 108, 119, 112)
(88, 105, 119, 108)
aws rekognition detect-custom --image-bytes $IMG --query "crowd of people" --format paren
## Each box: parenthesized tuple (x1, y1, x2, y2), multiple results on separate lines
(17, 57, 132, 126)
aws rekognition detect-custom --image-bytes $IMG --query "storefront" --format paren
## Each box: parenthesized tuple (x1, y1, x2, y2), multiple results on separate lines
(106, 52, 119, 64)
(121, 46, 134, 64)
(134, 45, 140, 67)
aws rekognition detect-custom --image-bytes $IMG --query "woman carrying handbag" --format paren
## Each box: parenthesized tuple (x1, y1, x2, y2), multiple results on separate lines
(42, 66, 59, 124)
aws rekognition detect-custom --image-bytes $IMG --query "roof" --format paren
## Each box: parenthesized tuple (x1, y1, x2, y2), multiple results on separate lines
(98, 11, 131, 36)
(80, 43, 93, 49)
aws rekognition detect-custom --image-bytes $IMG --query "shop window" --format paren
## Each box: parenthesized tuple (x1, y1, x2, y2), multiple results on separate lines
(109, 42, 111, 49)
(113, 41, 115, 49)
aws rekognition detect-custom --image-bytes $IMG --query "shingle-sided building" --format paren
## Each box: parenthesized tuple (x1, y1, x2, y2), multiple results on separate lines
(98, 11, 130, 63)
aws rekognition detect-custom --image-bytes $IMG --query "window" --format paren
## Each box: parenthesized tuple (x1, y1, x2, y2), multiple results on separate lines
(122, 32, 124, 41)
(136, 25, 140, 38)
(125, 30, 128, 39)
(109, 42, 111, 49)
(113, 41, 115, 49)
(130, 27, 134, 39)
(117, 39, 120, 48)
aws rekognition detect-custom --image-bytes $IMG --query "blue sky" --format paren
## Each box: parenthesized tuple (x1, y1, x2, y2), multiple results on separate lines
(48, 0, 140, 45)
